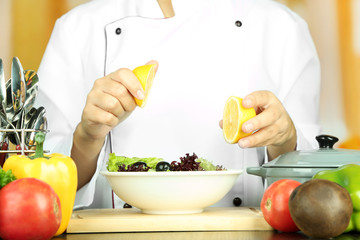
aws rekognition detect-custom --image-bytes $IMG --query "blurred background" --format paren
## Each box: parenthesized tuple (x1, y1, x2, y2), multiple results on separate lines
(0, 0, 359, 149)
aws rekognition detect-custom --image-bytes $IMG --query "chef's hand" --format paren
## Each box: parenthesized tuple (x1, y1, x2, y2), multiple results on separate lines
(229, 90, 297, 161)
(80, 60, 159, 140)
(72, 60, 158, 189)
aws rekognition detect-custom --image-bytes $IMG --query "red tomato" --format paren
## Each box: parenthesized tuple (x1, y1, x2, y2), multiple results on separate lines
(261, 179, 301, 232)
(0, 178, 62, 240)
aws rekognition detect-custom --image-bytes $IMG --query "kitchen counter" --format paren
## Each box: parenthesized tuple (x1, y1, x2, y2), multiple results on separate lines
(52, 208, 360, 240)
(55, 231, 360, 240)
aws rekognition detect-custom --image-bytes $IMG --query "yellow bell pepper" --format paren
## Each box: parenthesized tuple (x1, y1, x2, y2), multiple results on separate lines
(3, 132, 77, 236)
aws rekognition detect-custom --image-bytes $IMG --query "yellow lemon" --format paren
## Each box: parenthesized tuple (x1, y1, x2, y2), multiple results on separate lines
(223, 96, 256, 144)
(132, 64, 156, 108)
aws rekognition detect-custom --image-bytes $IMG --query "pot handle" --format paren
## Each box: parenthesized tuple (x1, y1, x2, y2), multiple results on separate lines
(246, 167, 266, 178)
(316, 135, 339, 149)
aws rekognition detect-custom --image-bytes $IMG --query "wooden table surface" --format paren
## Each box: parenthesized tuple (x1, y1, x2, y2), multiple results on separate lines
(67, 207, 272, 233)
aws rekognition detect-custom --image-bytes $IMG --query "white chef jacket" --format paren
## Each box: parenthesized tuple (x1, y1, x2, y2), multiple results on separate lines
(36, 0, 321, 209)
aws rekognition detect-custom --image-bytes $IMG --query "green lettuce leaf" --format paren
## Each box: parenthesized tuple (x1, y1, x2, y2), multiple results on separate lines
(196, 158, 217, 171)
(107, 153, 164, 172)
(0, 168, 16, 189)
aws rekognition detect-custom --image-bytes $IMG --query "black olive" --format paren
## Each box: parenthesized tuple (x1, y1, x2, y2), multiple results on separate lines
(131, 161, 148, 170)
(132, 161, 147, 166)
(156, 161, 172, 171)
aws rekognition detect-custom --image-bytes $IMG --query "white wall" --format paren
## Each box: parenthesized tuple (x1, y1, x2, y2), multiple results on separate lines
(306, 0, 346, 140)
(0, 0, 13, 79)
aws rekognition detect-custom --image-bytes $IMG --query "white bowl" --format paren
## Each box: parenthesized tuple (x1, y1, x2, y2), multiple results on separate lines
(100, 169, 242, 214)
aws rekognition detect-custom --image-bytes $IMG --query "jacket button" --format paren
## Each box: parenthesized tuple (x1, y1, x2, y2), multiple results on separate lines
(233, 197, 242, 206)
(115, 27, 122, 35)
(235, 20, 242, 27)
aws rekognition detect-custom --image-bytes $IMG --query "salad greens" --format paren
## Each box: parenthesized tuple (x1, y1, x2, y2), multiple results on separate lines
(107, 152, 225, 172)
(0, 168, 16, 189)
(196, 158, 218, 171)
(107, 153, 163, 172)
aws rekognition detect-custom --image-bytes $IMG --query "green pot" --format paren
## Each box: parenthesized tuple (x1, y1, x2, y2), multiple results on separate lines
(246, 135, 360, 186)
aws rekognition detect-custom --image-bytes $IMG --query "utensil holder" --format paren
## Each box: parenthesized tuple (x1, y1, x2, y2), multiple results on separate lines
(0, 128, 49, 155)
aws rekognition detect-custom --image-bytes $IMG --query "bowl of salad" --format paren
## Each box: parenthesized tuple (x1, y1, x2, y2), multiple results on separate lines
(100, 153, 242, 214)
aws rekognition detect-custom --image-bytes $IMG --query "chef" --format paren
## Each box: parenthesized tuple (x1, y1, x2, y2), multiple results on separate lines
(36, 0, 321, 209)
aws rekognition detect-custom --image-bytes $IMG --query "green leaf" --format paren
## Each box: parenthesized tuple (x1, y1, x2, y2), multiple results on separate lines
(0, 168, 16, 189)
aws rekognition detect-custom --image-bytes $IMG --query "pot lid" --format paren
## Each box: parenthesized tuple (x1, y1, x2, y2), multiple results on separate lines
(263, 135, 360, 168)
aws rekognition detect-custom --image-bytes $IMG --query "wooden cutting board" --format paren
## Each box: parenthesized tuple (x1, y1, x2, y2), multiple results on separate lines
(67, 207, 273, 233)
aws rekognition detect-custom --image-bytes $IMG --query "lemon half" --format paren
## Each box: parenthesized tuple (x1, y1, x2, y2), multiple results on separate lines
(223, 96, 256, 144)
(132, 64, 156, 108)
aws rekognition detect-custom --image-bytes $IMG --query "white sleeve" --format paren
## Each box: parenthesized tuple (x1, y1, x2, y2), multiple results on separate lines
(36, 17, 110, 209)
(74, 136, 112, 209)
(36, 17, 86, 130)
(260, 11, 322, 162)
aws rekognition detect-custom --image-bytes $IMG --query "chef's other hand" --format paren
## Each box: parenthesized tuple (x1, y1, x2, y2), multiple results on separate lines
(238, 90, 297, 161)
(79, 60, 159, 141)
